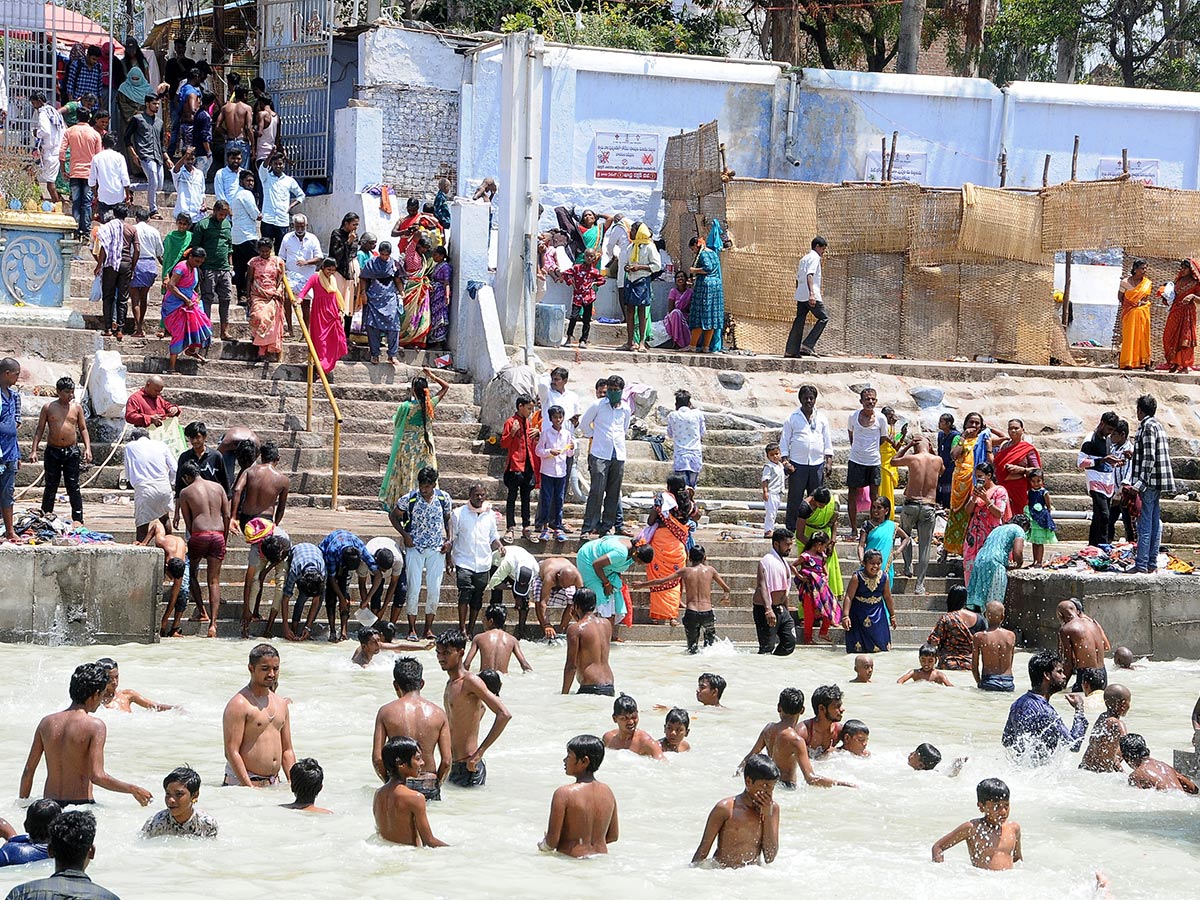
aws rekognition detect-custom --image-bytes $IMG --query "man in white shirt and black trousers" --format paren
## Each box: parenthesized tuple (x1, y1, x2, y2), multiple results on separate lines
(785, 235, 828, 358)
(780, 383, 833, 532)
(579, 375, 632, 539)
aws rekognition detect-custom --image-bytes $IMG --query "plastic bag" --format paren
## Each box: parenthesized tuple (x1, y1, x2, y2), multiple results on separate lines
(149, 417, 188, 458)
(86, 350, 128, 418)
(89, 276, 102, 303)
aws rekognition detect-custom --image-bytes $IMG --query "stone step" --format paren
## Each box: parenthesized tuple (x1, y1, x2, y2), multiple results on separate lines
(120, 370, 476, 404)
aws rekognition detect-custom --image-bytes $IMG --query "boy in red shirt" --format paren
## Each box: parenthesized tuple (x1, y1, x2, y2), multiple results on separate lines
(500, 395, 540, 543)
(561, 248, 605, 348)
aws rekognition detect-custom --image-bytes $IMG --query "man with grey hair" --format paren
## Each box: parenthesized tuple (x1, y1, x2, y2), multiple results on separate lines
(279, 213, 323, 297)
(0, 357, 22, 542)
(123, 427, 178, 543)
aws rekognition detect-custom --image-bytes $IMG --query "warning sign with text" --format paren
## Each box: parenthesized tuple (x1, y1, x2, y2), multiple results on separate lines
(594, 132, 660, 182)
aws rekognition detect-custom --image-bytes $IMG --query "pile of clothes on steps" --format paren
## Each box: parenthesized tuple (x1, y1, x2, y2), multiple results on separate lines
(1046, 542, 1194, 574)
(9, 509, 114, 545)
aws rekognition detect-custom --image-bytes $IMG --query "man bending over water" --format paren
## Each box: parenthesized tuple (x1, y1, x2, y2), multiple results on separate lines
(19, 663, 152, 806)
(372, 657, 451, 799)
(540, 735, 618, 857)
(222, 644, 295, 786)
(693, 753, 780, 868)
(437, 629, 512, 787)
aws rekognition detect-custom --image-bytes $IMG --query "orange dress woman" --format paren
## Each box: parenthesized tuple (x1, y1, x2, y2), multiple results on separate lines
(1164, 258, 1200, 374)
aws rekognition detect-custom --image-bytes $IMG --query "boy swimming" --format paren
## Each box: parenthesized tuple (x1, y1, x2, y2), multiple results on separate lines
(898, 644, 954, 686)
(849, 655, 874, 683)
(696, 673, 726, 707)
(932, 778, 1022, 870)
(837, 720, 870, 756)
(281, 758, 332, 813)
(692, 753, 780, 868)
(603, 695, 664, 759)
(660, 708, 691, 753)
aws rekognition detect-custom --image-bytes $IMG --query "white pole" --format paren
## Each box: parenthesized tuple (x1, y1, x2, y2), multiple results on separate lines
(521, 29, 536, 365)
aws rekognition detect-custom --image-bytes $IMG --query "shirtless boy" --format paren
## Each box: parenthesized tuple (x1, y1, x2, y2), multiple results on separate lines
(562, 588, 615, 696)
(436, 629, 512, 787)
(972, 601, 1016, 692)
(139, 518, 190, 637)
(539, 735, 618, 857)
(222, 644, 295, 787)
(280, 758, 332, 813)
(372, 657, 451, 798)
(661, 708, 691, 753)
(1080, 684, 1131, 773)
(535, 555, 583, 639)
(892, 433, 943, 595)
(898, 645, 954, 686)
(696, 673, 726, 707)
(1058, 601, 1110, 694)
(374, 737, 447, 847)
(19, 662, 152, 806)
(97, 658, 174, 712)
(850, 655, 874, 683)
(1121, 733, 1199, 793)
(798, 684, 848, 758)
(741, 688, 853, 789)
(633, 544, 729, 654)
(692, 753, 780, 868)
(932, 778, 1023, 870)
(232, 443, 290, 634)
(465, 605, 532, 674)
(351, 627, 431, 667)
(603, 695, 664, 759)
(838, 720, 871, 756)
(29, 376, 91, 524)
(178, 461, 231, 638)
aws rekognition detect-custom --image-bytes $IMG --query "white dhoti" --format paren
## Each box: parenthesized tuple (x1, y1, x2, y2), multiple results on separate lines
(38, 153, 60, 183)
(133, 480, 174, 527)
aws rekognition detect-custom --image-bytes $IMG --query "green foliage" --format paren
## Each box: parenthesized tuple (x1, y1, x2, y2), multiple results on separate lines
(499, 0, 728, 56)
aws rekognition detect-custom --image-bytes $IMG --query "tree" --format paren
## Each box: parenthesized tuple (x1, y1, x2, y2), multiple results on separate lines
(748, 0, 908, 70)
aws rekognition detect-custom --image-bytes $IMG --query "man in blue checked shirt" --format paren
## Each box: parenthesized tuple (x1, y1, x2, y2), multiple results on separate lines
(319, 530, 378, 641)
(283, 542, 326, 641)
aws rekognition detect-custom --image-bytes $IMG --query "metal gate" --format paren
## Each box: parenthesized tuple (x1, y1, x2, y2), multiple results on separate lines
(258, 0, 332, 179)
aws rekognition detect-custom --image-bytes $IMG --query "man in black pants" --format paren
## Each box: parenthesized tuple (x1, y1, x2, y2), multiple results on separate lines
(780, 384, 832, 532)
(753, 529, 797, 656)
(785, 235, 828, 358)
(29, 377, 92, 524)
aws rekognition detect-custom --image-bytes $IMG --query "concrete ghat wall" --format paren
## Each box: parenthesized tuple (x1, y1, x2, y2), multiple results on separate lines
(1006, 569, 1200, 661)
(0, 546, 160, 645)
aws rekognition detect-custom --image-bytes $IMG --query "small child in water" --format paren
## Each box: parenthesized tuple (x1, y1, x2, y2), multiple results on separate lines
(141, 766, 218, 838)
(909, 743, 967, 776)
(479, 669, 503, 696)
(898, 644, 954, 686)
(281, 758, 332, 814)
(1113, 646, 1144, 669)
(1121, 733, 1199, 793)
(696, 672, 726, 707)
(692, 753, 780, 868)
(374, 737, 447, 847)
(540, 735, 619, 857)
(849, 655, 874, 683)
(661, 708, 691, 753)
(604, 694, 664, 759)
(1080, 684, 1131, 773)
(837, 720, 870, 756)
(932, 778, 1022, 870)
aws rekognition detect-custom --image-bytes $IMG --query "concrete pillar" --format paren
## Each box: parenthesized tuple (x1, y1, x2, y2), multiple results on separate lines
(332, 106, 384, 195)
(449, 200, 507, 387)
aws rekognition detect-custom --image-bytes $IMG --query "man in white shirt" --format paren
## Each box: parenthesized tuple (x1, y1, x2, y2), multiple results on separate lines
(172, 148, 205, 220)
(450, 483, 504, 634)
(780, 383, 833, 532)
(360, 534, 403, 618)
(31, 91, 65, 199)
(258, 153, 305, 251)
(785, 235, 828, 358)
(124, 427, 178, 543)
(579, 374, 632, 538)
(213, 146, 245, 207)
(230, 170, 261, 305)
(846, 386, 884, 533)
(279, 214, 323, 298)
(88, 133, 132, 217)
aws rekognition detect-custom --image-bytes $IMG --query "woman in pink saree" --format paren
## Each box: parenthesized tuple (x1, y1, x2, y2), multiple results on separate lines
(299, 257, 348, 374)
(399, 234, 434, 349)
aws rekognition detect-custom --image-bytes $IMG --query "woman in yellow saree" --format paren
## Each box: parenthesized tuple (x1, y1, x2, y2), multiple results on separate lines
(1119, 259, 1153, 371)
(944, 411, 992, 556)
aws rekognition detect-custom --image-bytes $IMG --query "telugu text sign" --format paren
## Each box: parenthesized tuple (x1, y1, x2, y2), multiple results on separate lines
(865, 151, 927, 184)
(594, 132, 660, 182)
(1097, 157, 1158, 185)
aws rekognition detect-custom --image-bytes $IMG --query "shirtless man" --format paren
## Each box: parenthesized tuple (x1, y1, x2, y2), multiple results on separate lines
(436, 629, 512, 788)
(1057, 600, 1109, 694)
(222, 644, 295, 786)
(138, 518, 190, 637)
(1081, 684, 1131, 773)
(372, 657, 451, 798)
(536, 556, 583, 639)
(1121, 733, 1198, 793)
(216, 87, 254, 157)
(603, 695, 663, 759)
(892, 433, 943, 596)
(178, 461, 231, 638)
(232, 443, 290, 634)
(972, 600, 1016, 692)
(465, 605, 532, 674)
(374, 737, 447, 847)
(562, 589, 614, 696)
(693, 753, 780, 867)
(739, 688, 853, 789)
(539, 734, 619, 857)
(218, 426, 259, 492)
(29, 376, 91, 524)
(19, 662, 152, 806)
(797, 684, 846, 758)
(97, 658, 174, 712)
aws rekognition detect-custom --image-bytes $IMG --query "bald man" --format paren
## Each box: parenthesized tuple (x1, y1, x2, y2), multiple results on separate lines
(971, 601, 1016, 692)
(1057, 601, 1109, 695)
(124, 375, 181, 428)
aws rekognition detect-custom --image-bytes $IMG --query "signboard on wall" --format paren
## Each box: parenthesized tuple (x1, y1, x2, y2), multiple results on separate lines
(1098, 157, 1158, 185)
(865, 150, 927, 183)
(594, 132, 660, 181)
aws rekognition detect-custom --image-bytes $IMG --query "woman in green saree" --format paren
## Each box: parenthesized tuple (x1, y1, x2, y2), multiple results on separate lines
(797, 487, 843, 598)
(379, 367, 451, 509)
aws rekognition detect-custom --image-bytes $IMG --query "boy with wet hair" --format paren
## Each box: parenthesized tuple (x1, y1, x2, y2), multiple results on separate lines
(908, 743, 942, 770)
(837, 720, 870, 756)
(661, 708, 691, 753)
(741, 688, 854, 789)
(692, 753, 780, 868)
(465, 604, 533, 674)
(372, 657, 451, 798)
(850, 654, 874, 683)
(540, 734, 618, 857)
(0, 800, 61, 866)
(1121, 733, 1199, 793)
(478, 669, 503, 696)
(603, 694, 664, 759)
(141, 766, 218, 837)
(1081, 684, 1132, 773)
(898, 644, 954, 686)
(374, 737, 447, 846)
(932, 778, 1022, 869)
(282, 758, 332, 813)
(696, 672, 726, 707)
(436, 628, 512, 787)
(351, 627, 430, 667)
(634, 544, 729, 654)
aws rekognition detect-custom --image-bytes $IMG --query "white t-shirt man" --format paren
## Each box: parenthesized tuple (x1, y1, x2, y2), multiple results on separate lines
(794, 248, 822, 304)
(279, 229, 323, 292)
(173, 164, 204, 219)
(450, 503, 500, 573)
(847, 409, 884, 466)
(360, 535, 403, 578)
(89, 147, 131, 205)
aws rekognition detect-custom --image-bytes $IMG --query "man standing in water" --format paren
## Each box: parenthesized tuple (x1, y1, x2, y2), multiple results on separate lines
(972, 601, 1016, 692)
(1057, 600, 1110, 694)
(179, 460, 231, 638)
(436, 630, 512, 788)
(19, 663, 152, 806)
(740, 688, 854, 790)
(1001, 650, 1086, 763)
(372, 657, 451, 800)
(562, 588, 615, 696)
(222, 644, 296, 786)
(892, 433, 943, 596)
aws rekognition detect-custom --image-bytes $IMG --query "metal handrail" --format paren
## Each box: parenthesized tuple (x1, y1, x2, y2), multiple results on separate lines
(283, 276, 343, 507)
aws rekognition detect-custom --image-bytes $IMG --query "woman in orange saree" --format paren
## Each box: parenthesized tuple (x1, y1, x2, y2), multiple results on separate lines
(1164, 258, 1200, 374)
(1118, 259, 1152, 371)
